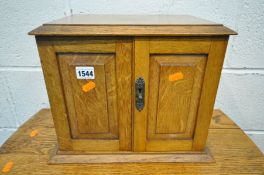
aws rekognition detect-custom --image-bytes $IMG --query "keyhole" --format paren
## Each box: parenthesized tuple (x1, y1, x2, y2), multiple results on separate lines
(138, 89, 142, 99)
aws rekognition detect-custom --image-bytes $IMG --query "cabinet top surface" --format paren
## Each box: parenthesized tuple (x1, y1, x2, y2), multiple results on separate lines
(29, 14, 237, 36)
(46, 15, 219, 26)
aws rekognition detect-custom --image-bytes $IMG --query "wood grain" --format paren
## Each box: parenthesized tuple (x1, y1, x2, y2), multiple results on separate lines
(58, 53, 118, 139)
(148, 55, 206, 140)
(0, 109, 263, 175)
(29, 25, 237, 36)
(49, 150, 213, 164)
(145, 140, 193, 152)
(149, 37, 211, 54)
(210, 110, 239, 129)
(36, 38, 73, 151)
(133, 37, 149, 152)
(192, 37, 229, 151)
(115, 40, 133, 151)
(135, 37, 215, 152)
(29, 15, 237, 36)
(36, 37, 133, 152)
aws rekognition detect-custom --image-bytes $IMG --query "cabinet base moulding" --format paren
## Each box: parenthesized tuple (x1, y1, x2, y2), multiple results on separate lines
(49, 148, 214, 164)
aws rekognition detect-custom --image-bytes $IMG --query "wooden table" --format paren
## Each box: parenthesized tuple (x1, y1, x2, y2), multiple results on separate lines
(0, 109, 263, 174)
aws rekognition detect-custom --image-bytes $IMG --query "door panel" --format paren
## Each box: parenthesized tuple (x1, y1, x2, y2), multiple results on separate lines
(148, 55, 206, 140)
(58, 53, 118, 139)
(41, 38, 133, 152)
(134, 37, 209, 152)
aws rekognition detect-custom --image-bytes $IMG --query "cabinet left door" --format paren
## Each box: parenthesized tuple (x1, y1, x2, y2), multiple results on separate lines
(36, 37, 132, 152)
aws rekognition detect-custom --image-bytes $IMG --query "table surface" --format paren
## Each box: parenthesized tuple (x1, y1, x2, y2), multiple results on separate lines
(0, 109, 263, 175)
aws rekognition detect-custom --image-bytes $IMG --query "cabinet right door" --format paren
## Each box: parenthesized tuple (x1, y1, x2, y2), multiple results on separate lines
(133, 37, 228, 152)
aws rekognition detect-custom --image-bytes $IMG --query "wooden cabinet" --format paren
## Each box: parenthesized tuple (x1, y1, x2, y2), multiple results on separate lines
(29, 15, 236, 162)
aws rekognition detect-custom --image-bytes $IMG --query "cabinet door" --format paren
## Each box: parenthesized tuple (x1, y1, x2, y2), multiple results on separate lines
(133, 37, 228, 152)
(37, 37, 132, 152)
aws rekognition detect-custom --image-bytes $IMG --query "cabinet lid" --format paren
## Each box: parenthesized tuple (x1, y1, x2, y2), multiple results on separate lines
(29, 15, 237, 36)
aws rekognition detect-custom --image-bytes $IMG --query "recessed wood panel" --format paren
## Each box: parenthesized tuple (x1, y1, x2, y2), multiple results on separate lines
(58, 53, 118, 139)
(148, 55, 206, 140)
(156, 61, 195, 134)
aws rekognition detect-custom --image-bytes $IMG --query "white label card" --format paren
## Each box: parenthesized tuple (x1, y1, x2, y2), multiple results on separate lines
(76, 66, 95, 79)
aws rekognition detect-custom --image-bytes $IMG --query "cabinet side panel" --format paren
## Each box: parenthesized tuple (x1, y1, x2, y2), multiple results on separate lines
(193, 37, 229, 151)
(36, 37, 73, 151)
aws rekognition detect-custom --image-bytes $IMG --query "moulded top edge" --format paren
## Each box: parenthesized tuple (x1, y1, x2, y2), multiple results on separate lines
(28, 25, 237, 36)
(29, 15, 237, 36)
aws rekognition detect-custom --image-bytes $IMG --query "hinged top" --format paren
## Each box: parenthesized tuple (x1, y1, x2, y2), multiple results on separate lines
(29, 15, 237, 36)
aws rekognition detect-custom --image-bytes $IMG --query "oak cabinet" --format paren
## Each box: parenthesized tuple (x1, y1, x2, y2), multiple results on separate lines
(29, 15, 236, 162)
